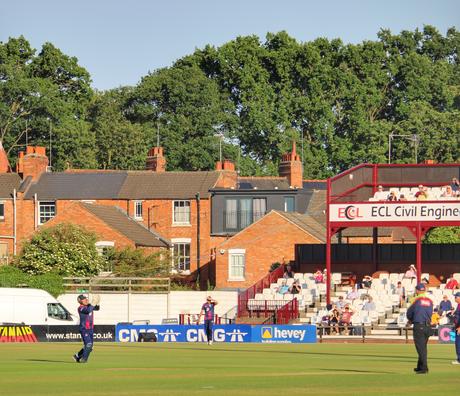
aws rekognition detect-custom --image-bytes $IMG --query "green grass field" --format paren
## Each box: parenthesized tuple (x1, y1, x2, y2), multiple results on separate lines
(0, 342, 458, 396)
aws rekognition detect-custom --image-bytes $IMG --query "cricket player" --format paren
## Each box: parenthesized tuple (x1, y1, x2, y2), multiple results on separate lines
(73, 294, 100, 363)
(197, 296, 218, 345)
(406, 283, 433, 374)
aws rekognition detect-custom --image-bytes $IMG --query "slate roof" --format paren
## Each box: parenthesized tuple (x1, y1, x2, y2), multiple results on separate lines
(24, 172, 128, 200)
(236, 177, 292, 190)
(81, 203, 171, 248)
(0, 173, 22, 198)
(118, 171, 220, 199)
(302, 180, 327, 190)
(23, 170, 221, 200)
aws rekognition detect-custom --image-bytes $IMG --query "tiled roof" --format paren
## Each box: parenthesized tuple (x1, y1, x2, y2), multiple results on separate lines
(24, 172, 128, 200)
(275, 211, 327, 243)
(81, 203, 171, 248)
(0, 173, 22, 198)
(305, 190, 393, 237)
(118, 171, 220, 199)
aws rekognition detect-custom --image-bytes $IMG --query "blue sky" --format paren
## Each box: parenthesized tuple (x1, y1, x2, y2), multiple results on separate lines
(1, 0, 458, 90)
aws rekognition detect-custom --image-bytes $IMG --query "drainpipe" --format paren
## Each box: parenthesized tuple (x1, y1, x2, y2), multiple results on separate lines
(34, 193, 38, 230)
(195, 192, 201, 285)
(13, 188, 17, 255)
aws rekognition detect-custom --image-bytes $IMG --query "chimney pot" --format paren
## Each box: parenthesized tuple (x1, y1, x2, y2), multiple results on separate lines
(146, 146, 166, 172)
(279, 140, 303, 189)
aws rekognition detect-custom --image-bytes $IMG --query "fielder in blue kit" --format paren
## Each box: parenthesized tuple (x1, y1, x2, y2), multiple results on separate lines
(452, 292, 460, 365)
(406, 283, 433, 374)
(197, 296, 218, 345)
(73, 294, 100, 363)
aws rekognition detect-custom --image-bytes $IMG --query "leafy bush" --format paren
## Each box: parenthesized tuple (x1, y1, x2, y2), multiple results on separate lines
(270, 262, 281, 272)
(424, 227, 460, 244)
(104, 247, 172, 277)
(0, 266, 64, 297)
(14, 223, 104, 276)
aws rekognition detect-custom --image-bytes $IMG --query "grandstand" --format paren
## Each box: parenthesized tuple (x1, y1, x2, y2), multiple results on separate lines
(326, 163, 460, 303)
(238, 162, 460, 337)
(246, 271, 460, 336)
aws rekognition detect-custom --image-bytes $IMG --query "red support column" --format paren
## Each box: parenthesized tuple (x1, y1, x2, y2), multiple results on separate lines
(416, 222, 422, 284)
(326, 178, 332, 305)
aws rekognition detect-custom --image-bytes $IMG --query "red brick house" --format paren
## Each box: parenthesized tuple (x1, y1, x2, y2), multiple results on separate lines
(2, 140, 414, 288)
(214, 210, 327, 288)
(0, 144, 237, 284)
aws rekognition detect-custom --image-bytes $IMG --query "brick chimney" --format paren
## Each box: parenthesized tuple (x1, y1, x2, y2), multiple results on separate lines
(214, 160, 237, 188)
(279, 141, 303, 188)
(0, 141, 11, 173)
(146, 147, 166, 172)
(18, 146, 49, 181)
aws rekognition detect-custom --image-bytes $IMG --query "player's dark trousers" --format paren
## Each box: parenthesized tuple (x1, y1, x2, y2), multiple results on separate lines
(204, 320, 213, 342)
(456, 331, 460, 362)
(76, 331, 94, 361)
(413, 324, 431, 371)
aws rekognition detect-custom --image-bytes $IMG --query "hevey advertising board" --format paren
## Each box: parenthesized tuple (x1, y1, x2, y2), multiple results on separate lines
(252, 325, 317, 343)
(116, 324, 317, 344)
(330, 202, 460, 223)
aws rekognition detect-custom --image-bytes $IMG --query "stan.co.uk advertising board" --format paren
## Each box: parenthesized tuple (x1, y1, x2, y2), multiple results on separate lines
(0, 324, 115, 343)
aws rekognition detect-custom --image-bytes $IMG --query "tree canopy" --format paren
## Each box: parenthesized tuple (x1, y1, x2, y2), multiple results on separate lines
(1, 26, 459, 177)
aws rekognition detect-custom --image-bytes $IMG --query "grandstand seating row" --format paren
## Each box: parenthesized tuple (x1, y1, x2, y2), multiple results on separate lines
(370, 186, 459, 201)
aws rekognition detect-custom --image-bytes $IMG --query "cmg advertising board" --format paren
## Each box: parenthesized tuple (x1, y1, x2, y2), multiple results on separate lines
(116, 324, 252, 343)
(115, 324, 316, 343)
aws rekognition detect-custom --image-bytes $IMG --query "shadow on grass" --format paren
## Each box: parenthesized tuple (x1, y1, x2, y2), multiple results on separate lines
(318, 368, 395, 374)
(120, 344, 450, 362)
(24, 359, 75, 364)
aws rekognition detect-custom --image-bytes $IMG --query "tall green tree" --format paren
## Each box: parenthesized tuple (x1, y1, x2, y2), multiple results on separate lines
(0, 36, 95, 170)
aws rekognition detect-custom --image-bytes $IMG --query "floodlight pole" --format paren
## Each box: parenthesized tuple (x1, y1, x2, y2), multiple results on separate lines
(214, 133, 223, 163)
(388, 133, 419, 164)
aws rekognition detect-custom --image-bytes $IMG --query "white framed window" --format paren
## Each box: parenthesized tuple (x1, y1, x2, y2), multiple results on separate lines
(0, 202, 4, 220)
(172, 238, 191, 272)
(134, 200, 143, 220)
(228, 249, 246, 281)
(173, 200, 191, 225)
(39, 201, 56, 225)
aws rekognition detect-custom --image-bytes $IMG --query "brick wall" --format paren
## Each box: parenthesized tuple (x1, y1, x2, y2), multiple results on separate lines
(215, 212, 322, 288)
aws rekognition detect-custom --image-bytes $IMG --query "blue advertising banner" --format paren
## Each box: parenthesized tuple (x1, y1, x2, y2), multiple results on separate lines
(116, 324, 252, 343)
(115, 324, 316, 343)
(251, 325, 316, 344)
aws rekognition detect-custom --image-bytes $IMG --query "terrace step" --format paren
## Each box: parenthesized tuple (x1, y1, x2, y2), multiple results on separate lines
(371, 329, 400, 336)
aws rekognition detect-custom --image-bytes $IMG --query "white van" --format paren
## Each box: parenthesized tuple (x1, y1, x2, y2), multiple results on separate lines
(0, 288, 78, 325)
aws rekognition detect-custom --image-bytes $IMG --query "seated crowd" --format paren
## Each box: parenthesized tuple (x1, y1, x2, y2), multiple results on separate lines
(248, 265, 460, 335)
(371, 178, 460, 202)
